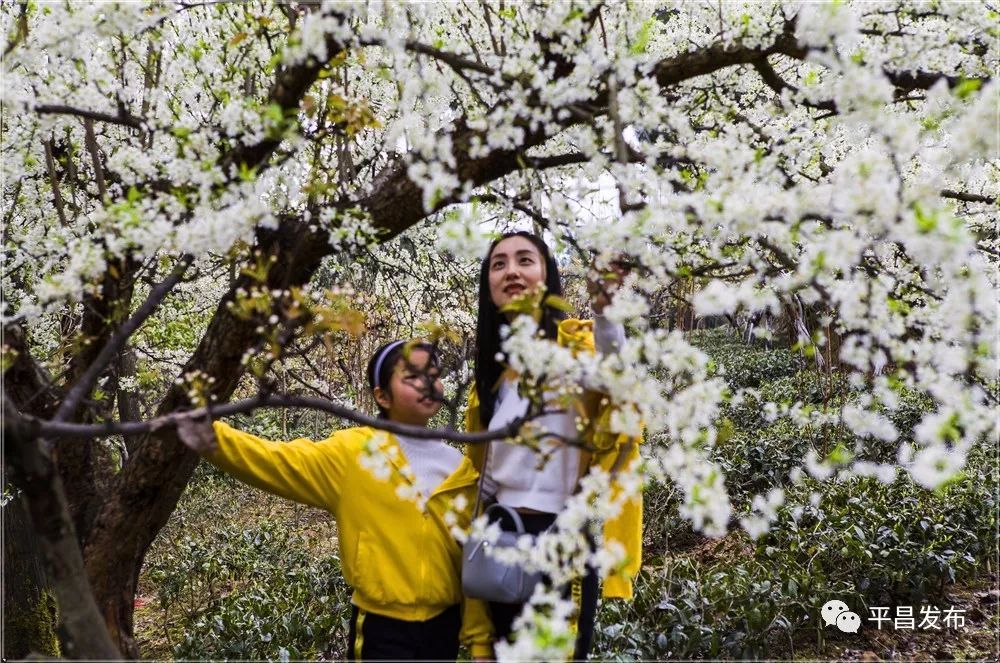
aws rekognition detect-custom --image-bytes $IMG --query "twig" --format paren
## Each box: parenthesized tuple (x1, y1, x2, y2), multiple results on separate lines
(43, 139, 69, 227)
(885, 70, 990, 92)
(753, 56, 838, 113)
(53, 256, 193, 423)
(3, 1, 29, 57)
(82, 118, 108, 201)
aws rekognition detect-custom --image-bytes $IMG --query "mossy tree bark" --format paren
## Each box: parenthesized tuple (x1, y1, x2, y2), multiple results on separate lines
(3, 491, 59, 659)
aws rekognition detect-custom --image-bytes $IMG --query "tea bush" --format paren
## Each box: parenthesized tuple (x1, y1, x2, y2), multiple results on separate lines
(693, 328, 807, 390)
(147, 518, 351, 661)
(597, 446, 996, 660)
(593, 331, 998, 660)
(139, 459, 350, 660)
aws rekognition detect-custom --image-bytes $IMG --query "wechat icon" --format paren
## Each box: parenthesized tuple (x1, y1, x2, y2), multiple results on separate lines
(822, 599, 861, 633)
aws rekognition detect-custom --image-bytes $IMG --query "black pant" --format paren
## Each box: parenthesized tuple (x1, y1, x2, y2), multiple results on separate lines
(347, 603, 460, 661)
(487, 510, 599, 661)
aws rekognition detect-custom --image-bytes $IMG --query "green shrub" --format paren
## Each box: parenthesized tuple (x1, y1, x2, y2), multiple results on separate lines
(883, 387, 935, 440)
(690, 329, 806, 390)
(764, 449, 997, 605)
(641, 479, 699, 557)
(714, 420, 816, 507)
(724, 370, 851, 430)
(147, 519, 351, 661)
(597, 443, 997, 660)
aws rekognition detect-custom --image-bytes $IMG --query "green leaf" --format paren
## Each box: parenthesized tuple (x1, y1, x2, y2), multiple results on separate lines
(827, 442, 853, 465)
(264, 103, 284, 124)
(238, 162, 257, 182)
(1, 347, 18, 373)
(887, 296, 911, 315)
(922, 114, 942, 131)
(938, 412, 961, 442)
(913, 203, 937, 234)
(954, 78, 982, 100)
(266, 51, 283, 73)
(543, 294, 573, 313)
(630, 17, 655, 55)
(717, 417, 735, 444)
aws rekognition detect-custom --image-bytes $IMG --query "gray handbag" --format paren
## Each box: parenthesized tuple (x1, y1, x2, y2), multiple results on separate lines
(461, 443, 543, 603)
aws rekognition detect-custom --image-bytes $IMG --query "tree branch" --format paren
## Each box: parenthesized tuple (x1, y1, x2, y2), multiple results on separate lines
(217, 10, 348, 175)
(43, 138, 69, 227)
(2, 0, 29, 57)
(941, 189, 996, 205)
(523, 152, 590, 169)
(82, 118, 108, 201)
(34, 104, 145, 130)
(13, 393, 547, 447)
(398, 39, 497, 77)
(4, 322, 63, 417)
(885, 70, 990, 92)
(655, 26, 803, 90)
(753, 56, 838, 113)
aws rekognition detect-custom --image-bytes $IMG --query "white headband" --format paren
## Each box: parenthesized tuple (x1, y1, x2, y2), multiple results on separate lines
(372, 340, 406, 387)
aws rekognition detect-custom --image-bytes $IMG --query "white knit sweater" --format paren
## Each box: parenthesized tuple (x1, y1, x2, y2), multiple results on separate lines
(482, 315, 625, 513)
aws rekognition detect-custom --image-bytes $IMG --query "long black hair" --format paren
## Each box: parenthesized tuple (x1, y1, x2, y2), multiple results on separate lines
(366, 339, 438, 418)
(474, 231, 566, 428)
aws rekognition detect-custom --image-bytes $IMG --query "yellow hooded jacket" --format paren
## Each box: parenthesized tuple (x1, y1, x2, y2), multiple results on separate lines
(464, 318, 643, 600)
(208, 422, 494, 657)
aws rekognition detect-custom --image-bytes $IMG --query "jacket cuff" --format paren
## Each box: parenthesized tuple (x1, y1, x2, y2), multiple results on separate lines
(602, 573, 634, 600)
(470, 642, 494, 659)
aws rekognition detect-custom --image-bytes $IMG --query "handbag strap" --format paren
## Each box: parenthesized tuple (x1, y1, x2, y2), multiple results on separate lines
(471, 440, 491, 518)
(484, 502, 529, 534)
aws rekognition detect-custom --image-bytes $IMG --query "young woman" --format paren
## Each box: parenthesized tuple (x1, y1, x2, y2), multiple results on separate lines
(186, 340, 494, 661)
(465, 231, 643, 660)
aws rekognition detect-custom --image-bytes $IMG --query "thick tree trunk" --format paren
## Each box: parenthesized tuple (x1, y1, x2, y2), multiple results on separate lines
(82, 219, 333, 657)
(5, 326, 62, 659)
(56, 256, 136, 545)
(3, 491, 59, 659)
(4, 409, 121, 660)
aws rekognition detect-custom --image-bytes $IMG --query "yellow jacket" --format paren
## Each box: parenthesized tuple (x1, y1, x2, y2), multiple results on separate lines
(208, 422, 494, 657)
(464, 318, 643, 600)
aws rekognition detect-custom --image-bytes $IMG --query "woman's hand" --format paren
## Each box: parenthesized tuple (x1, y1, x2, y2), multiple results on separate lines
(588, 257, 632, 315)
